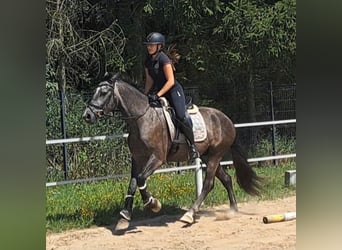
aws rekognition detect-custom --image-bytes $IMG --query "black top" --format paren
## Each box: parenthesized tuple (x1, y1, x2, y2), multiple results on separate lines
(144, 51, 175, 92)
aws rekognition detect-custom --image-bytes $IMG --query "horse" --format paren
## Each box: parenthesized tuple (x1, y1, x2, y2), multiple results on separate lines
(83, 72, 262, 232)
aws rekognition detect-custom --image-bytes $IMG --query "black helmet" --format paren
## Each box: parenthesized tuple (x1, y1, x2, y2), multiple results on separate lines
(144, 32, 165, 45)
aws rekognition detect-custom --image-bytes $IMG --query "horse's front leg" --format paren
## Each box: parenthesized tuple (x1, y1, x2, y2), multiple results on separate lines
(137, 153, 163, 213)
(119, 158, 139, 221)
(115, 158, 139, 234)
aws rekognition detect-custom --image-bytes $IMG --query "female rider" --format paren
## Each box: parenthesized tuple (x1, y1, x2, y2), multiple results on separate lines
(143, 32, 200, 161)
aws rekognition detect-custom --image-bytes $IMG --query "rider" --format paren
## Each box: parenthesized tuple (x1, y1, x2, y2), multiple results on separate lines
(143, 32, 200, 161)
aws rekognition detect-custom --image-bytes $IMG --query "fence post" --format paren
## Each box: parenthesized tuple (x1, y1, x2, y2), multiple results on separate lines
(58, 87, 69, 180)
(269, 82, 277, 165)
(195, 158, 203, 198)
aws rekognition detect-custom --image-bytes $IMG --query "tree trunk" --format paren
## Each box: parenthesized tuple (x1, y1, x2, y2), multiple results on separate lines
(57, 0, 68, 179)
(57, 57, 68, 180)
(246, 71, 258, 152)
(246, 72, 257, 123)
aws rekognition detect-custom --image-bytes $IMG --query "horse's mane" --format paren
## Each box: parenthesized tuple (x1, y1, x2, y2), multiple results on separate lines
(102, 72, 143, 92)
(102, 72, 146, 101)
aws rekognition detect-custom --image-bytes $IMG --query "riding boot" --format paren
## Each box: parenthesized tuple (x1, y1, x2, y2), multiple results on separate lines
(179, 117, 200, 161)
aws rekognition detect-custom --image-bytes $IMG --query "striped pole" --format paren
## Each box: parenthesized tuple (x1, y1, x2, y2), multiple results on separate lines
(263, 212, 296, 224)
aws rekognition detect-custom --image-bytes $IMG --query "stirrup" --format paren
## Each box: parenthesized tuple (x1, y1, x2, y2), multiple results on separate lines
(189, 145, 200, 161)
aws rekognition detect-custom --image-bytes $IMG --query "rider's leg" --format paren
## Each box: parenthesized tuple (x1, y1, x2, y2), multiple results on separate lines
(178, 115, 200, 160)
(168, 83, 200, 161)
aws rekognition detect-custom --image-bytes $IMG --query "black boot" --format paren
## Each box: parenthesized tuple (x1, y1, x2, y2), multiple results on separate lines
(179, 117, 200, 161)
(188, 143, 200, 160)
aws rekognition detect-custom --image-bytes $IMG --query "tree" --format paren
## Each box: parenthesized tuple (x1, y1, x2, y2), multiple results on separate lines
(213, 0, 296, 121)
(46, 0, 126, 91)
(140, 0, 295, 120)
(46, 0, 127, 178)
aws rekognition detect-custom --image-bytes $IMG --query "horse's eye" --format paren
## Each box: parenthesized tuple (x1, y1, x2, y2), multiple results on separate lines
(100, 90, 108, 96)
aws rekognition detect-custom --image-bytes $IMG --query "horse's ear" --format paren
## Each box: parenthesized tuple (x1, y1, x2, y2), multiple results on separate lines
(102, 72, 120, 83)
(103, 72, 112, 81)
(112, 72, 120, 81)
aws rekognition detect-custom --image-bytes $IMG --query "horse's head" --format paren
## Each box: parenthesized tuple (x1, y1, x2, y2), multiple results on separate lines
(83, 72, 120, 124)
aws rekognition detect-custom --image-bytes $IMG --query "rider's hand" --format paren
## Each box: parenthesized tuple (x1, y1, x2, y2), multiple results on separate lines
(148, 94, 160, 103)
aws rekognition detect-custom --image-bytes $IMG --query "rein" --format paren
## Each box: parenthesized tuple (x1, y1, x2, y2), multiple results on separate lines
(120, 104, 150, 121)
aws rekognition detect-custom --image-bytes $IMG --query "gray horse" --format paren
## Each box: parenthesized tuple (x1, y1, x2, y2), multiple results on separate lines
(83, 73, 261, 233)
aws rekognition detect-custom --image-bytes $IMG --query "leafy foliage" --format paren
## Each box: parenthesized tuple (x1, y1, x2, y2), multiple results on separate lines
(46, 0, 296, 181)
(139, 0, 296, 122)
(46, 0, 126, 90)
(46, 89, 130, 181)
(252, 132, 296, 165)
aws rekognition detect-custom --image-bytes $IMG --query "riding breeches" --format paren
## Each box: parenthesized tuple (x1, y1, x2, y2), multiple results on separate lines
(164, 83, 195, 144)
(165, 82, 187, 121)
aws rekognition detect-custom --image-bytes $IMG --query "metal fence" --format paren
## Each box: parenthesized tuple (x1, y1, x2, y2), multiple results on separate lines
(46, 81, 296, 191)
(46, 119, 296, 195)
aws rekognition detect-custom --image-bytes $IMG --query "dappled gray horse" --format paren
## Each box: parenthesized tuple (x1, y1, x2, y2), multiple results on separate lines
(83, 73, 261, 233)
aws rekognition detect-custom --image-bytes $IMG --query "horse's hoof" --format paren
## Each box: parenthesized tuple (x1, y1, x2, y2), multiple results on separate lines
(179, 211, 194, 224)
(151, 198, 162, 213)
(119, 209, 131, 221)
(114, 218, 129, 235)
(229, 207, 238, 214)
(230, 205, 239, 213)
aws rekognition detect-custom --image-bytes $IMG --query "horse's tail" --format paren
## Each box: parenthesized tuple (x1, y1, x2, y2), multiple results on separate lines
(231, 138, 262, 196)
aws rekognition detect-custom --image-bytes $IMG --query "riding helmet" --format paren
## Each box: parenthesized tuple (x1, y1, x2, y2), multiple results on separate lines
(144, 32, 165, 45)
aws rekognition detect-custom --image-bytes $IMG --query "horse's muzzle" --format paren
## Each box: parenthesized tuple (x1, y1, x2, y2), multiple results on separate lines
(83, 108, 97, 124)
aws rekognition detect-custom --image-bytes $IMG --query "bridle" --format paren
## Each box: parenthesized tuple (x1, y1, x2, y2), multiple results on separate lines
(87, 80, 150, 121)
(87, 81, 117, 118)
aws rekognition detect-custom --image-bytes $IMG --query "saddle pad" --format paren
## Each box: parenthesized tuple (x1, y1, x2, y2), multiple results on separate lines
(162, 105, 207, 143)
(190, 112, 207, 142)
(188, 104, 199, 114)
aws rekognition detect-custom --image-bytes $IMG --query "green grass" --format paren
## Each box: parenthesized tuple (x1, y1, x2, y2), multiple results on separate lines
(46, 161, 296, 232)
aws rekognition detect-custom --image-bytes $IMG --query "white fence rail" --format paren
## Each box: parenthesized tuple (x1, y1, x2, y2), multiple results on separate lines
(46, 153, 296, 188)
(46, 119, 296, 145)
(46, 134, 129, 145)
(46, 119, 296, 192)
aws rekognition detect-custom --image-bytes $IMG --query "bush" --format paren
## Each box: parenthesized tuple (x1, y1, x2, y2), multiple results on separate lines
(252, 132, 296, 165)
(46, 87, 130, 182)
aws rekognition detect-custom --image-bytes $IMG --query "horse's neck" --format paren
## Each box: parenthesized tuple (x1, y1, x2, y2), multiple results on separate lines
(116, 81, 148, 117)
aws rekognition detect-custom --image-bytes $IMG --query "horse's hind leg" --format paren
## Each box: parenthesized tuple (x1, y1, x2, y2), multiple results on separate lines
(215, 165, 238, 212)
(180, 158, 219, 224)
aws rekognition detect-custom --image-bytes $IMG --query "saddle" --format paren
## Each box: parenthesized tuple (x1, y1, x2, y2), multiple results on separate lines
(158, 97, 207, 144)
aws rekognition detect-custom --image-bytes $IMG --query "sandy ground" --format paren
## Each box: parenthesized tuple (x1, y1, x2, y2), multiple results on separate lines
(46, 196, 296, 250)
